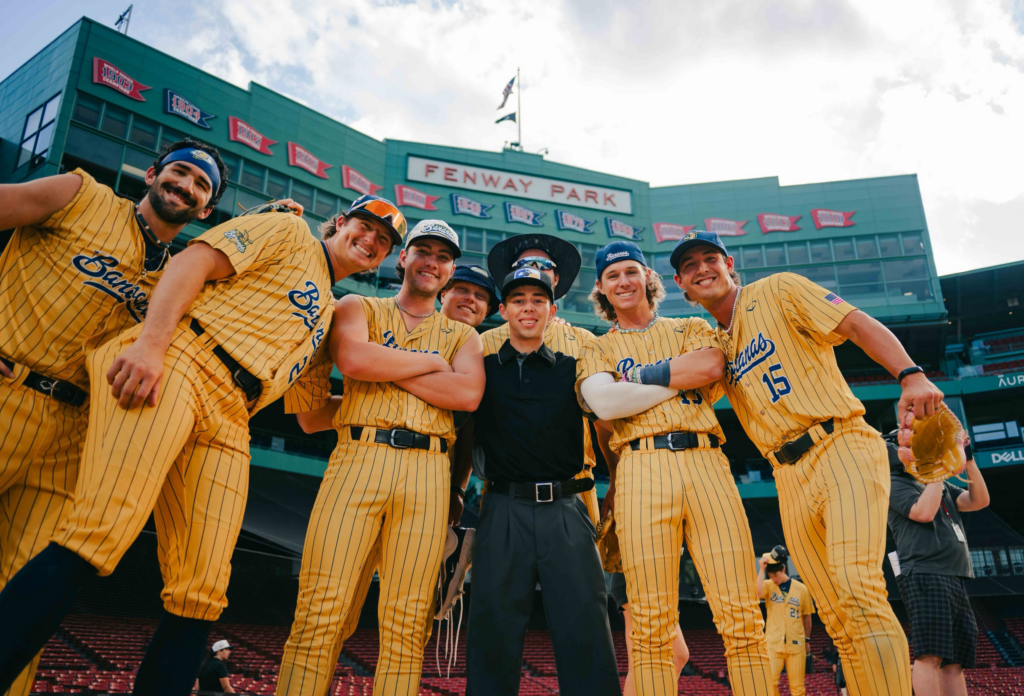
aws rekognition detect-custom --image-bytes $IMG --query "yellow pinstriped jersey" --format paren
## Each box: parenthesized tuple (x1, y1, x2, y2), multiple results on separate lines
(761, 578, 813, 653)
(335, 297, 474, 444)
(713, 273, 861, 456)
(0, 169, 161, 390)
(187, 212, 334, 412)
(575, 318, 725, 456)
(482, 321, 597, 469)
(283, 349, 334, 415)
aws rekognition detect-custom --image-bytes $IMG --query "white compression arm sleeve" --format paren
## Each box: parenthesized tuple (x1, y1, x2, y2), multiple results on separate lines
(579, 372, 678, 421)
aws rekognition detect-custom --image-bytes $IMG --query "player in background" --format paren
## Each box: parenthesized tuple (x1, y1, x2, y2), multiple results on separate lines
(482, 234, 606, 526)
(576, 241, 774, 696)
(757, 546, 814, 696)
(0, 139, 227, 696)
(277, 221, 484, 696)
(0, 194, 401, 695)
(288, 262, 499, 652)
(674, 230, 943, 696)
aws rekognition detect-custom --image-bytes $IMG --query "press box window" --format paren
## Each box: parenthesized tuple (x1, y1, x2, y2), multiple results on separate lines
(17, 93, 61, 169)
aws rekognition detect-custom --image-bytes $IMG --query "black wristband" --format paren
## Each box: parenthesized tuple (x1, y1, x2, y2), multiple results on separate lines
(451, 485, 466, 499)
(897, 366, 925, 383)
(638, 360, 672, 387)
(963, 444, 973, 461)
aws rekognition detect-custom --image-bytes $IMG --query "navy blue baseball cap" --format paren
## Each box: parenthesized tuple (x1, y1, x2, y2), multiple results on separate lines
(502, 267, 554, 301)
(448, 264, 500, 316)
(669, 230, 730, 272)
(596, 241, 648, 280)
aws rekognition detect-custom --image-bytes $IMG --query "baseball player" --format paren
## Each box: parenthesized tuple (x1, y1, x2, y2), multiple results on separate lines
(482, 233, 604, 525)
(288, 262, 500, 653)
(276, 221, 485, 696)
(576, 241, 774, 696)
(0, 193, 404, 695)
(673, 230, 944, 696)
(757, 546, 814, 696)
(0, 138, 228, 696)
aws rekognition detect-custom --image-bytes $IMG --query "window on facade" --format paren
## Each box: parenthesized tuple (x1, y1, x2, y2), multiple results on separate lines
(1009, 548, 1024, 576)
(159, 127, 185, 153)
(17, 93, 61, 169)
(741, 246, 764, 268)
(878, 234, 901, 257)
(797, 265, 838, 290)
(902, 232, 924, 255)
(833, 239, 855, 262)
(71, 93, 101, 128)
(856, 238, 879, 259)
(314, 191, 338, 218)
(786, 242, 809, 265)
(579, 243, 598, 268)
(117, 148, 153, 201)
(290, 180, 313, 212)
(203, 185, 237, 228)
(235, 189, 266, 215)
(810, 241, 832, 263)
(127, 115, 159, 150)
(883, 258, 933, 301)
(837, 261, 884, 302)
(267, 170, 289, 199)
(220, 152, 241, 184)
(742, 269, 774, 284)
(764, 244, 786, 267)
(61, 126, 121, 188)
(241, 161, 266, 193)
(100, 105, 129, 139)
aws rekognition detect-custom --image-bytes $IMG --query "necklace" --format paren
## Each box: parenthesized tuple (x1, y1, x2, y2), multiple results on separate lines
(720, 286, 743, 334)
(134, 205, 171, 278)
(614, 312, 659, 334)
(395, 298, 434, 319)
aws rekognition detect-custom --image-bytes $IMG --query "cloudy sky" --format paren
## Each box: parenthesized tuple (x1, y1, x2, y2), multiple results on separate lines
(4, 0, 1024, 274)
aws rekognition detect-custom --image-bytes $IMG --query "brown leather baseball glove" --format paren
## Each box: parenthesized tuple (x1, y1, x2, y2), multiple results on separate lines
(897, 402, 967, 484)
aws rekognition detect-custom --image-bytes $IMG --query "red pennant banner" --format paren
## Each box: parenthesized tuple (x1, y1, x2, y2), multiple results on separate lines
(228, 116, 276, 156)
(757, 213, 802, 234)
(810, 209, 856, 229)
(342, 165, 383, 196)
(653, 222, 696, 244)
(394, 185, 440, 211)
(287, 143, 332, 179)
(704, 218, 748, 237)
(92, 57, 150, 101)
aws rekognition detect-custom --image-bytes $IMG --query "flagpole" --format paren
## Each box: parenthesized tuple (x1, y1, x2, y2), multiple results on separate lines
(517, 66, 521, 149)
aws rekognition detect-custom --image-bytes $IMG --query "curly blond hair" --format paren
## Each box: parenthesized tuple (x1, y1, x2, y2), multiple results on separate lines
(588, 268, 667, 323)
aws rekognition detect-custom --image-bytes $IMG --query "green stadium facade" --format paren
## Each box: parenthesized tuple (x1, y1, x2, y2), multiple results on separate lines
(5, 18, 1024, 583)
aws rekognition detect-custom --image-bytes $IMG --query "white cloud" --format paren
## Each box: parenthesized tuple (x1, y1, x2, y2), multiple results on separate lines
(139, 0, 1024, 272)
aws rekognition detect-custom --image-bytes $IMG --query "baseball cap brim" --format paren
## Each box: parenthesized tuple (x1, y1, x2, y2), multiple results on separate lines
(406, 233, 462, 259)
(669, 238, 729, 273)
(488, 234, 581, 300)
(502, 269, 554, 302)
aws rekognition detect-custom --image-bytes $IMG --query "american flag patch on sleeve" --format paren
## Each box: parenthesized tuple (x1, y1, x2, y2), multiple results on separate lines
(824, 293, 845, 306)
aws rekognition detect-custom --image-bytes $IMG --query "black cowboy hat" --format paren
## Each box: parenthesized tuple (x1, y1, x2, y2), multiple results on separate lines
(486, 233, 582, 301)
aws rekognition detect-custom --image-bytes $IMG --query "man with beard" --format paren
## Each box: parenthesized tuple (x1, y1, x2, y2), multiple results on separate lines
(576, 241, 773, 696)
(673, 230, 944, 696)
(0, 191, 402, 696)
(277, 221, 485, 696)
(0, 139, 227, 696)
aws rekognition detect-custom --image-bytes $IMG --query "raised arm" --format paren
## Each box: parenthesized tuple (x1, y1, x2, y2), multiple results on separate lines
(907, 482, 944, 523)
(579, 372, 677, 421)
(330, 295, 452, 382)
(0, 173, 82, 230)
(107, 243, 235, 409)
(834, 310, 943, 423)
(956, 456, 990, 512)
(393, 332, 485, 412)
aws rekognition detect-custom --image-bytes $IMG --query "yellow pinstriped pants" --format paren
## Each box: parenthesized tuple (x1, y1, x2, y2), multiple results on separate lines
(0, 376, 86, 696)
(616, 442, 774, 696)
(56, 322, 251, 621)
(769, 650, 805, 696)
(278, 430, 450, 696)
(772, 417, 911, 696)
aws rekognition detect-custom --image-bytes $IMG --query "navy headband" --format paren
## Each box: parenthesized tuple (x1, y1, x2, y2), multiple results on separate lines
(159, 148, 221, 199)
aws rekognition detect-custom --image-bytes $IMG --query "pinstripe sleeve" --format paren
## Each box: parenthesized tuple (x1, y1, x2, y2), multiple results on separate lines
(283, 348, 334, 414)
(39, 168, 103, 231)
(575, 338, 615, 412)
(679, 318, 719, 352)
(190, 212, 307, 275)
(778, 272, 857, 345)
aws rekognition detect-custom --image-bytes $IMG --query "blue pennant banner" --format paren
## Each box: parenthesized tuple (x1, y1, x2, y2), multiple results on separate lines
(164, 89, 215, 129)
(555, 209, 595, 234)
(451, 193, 493, 219)
(504, 201, 545, 227)
(605, 217, 644, 241)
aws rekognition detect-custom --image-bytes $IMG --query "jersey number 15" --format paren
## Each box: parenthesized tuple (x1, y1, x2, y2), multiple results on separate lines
(761, 363, 792, 404)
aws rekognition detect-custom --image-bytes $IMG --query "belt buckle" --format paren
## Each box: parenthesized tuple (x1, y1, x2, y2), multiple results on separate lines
(666, 433, 686, 451)
(535, 482, 554, 503)
(389, 429, 414, 449)
(232, 369, 259, 402)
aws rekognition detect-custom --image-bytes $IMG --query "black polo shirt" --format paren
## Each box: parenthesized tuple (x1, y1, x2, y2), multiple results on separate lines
(474, 339, 584, 483)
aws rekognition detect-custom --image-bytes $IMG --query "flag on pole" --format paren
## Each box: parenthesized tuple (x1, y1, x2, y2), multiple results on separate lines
(495, 112, 516, 124)
(497, 76, 515, 109)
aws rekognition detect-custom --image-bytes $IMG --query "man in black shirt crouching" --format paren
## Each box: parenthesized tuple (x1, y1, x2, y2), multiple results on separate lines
(465, 268, 620, 696)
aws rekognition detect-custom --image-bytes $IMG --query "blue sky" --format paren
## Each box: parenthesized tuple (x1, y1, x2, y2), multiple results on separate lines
(3, 0, 1024, 274)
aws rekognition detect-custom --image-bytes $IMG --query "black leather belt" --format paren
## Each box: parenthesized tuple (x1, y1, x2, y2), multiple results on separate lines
(773, 419, 836, 465)
(190, 319, 262, 402)
(351, 426, 447, 453)
(1, 357, 86, 407)
(629, 432, 719, 452)
(488, 477, 594, 503)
